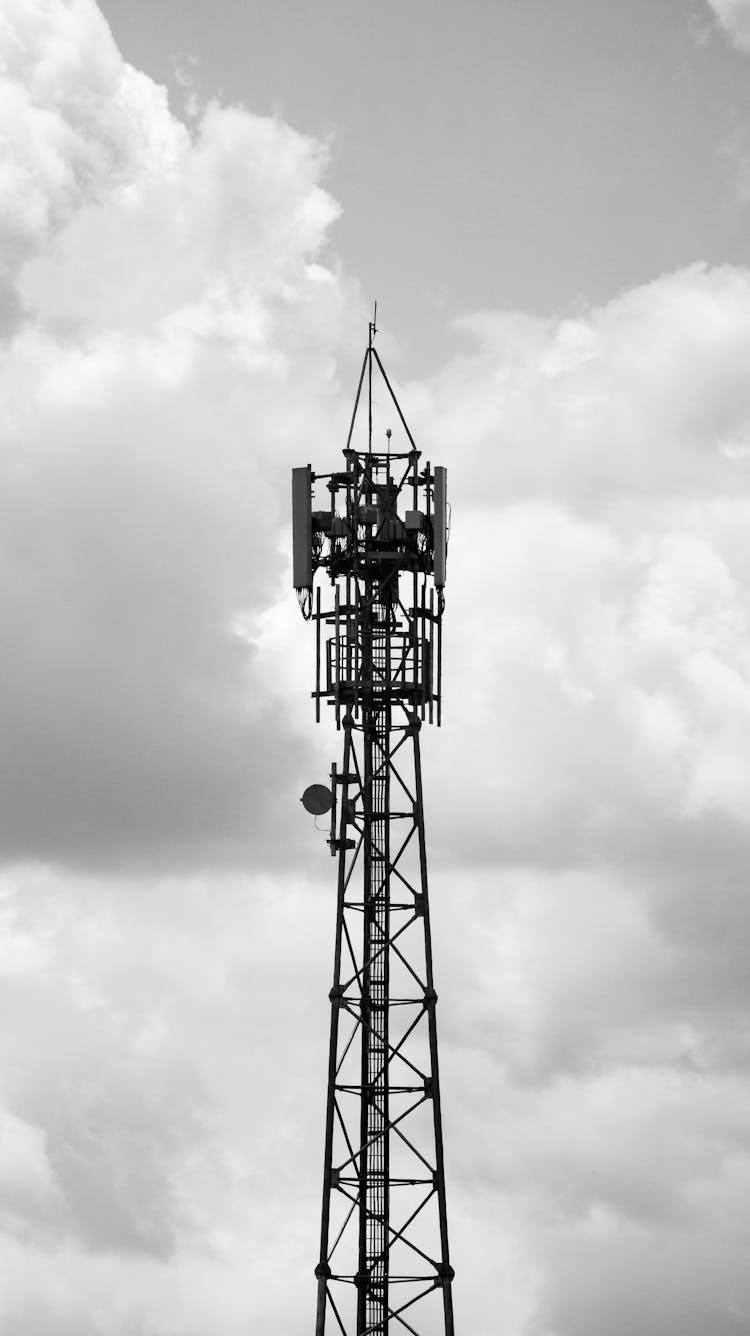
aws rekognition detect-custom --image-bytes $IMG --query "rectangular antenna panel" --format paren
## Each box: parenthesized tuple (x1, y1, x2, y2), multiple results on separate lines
(433, 466, 447, 588)
(292, 465, 312, 590)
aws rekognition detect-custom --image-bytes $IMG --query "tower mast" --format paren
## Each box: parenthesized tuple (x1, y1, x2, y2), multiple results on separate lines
(293, 322, 454, 1335)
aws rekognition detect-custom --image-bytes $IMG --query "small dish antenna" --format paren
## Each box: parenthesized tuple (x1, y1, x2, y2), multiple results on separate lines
(301, 783, 333, 816)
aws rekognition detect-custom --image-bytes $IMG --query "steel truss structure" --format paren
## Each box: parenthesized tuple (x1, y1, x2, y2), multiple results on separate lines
(293, 322, 454, 1336)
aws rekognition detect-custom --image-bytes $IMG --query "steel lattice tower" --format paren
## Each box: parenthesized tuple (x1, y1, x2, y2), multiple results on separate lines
(293, 319, 455, 1336)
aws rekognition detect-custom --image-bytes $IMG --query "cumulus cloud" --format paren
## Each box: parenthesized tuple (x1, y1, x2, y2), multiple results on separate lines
(0, 866, 329, 1333)
(410, 265, 750, 508)
(0, 0, 355, 871)
(0, 0, 185, 328)
(405, 269, 750, 886)
(399, 264, 750, 1334)
(0, 4, 354, 1327)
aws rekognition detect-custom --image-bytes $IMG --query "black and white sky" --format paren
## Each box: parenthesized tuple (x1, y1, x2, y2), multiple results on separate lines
(2, 0, 750, 1331)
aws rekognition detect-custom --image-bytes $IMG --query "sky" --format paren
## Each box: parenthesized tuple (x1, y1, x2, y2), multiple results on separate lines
(2, 0, 750, 1332)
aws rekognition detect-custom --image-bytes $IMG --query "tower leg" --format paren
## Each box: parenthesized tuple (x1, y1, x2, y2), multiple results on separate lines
(316, 720, 353, 1336)
(413, 725, 455, 1336)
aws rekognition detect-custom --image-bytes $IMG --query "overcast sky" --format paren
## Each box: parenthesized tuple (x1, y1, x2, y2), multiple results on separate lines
(2, 0, 750, 1332)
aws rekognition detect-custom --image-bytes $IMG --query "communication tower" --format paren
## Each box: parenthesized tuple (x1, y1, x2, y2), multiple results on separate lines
(293, 315, 455, 1335)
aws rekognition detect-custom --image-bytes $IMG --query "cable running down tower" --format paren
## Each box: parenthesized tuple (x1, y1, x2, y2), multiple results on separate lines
(293, 317, 455, 1336)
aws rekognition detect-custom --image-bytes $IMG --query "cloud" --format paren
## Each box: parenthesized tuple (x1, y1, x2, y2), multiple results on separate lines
(426, 494, 750, 885)
(0, 0, 355, 872)
(398, 264, 750, 1334)
(402, 269, 750, 896)
(0, 6, 351, 1315)
(0, 0, 185, 327)
(0, 864, 328, 1332)
(436, 860, 750, 1335)
(706, 0, 750, 52)
(410, 265, 750, 508)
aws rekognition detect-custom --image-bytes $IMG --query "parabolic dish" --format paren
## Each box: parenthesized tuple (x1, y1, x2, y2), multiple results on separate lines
(301, 783, 333, 816)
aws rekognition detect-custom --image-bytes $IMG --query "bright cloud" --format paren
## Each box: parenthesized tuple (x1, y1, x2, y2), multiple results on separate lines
(410, 265, 750, 507)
